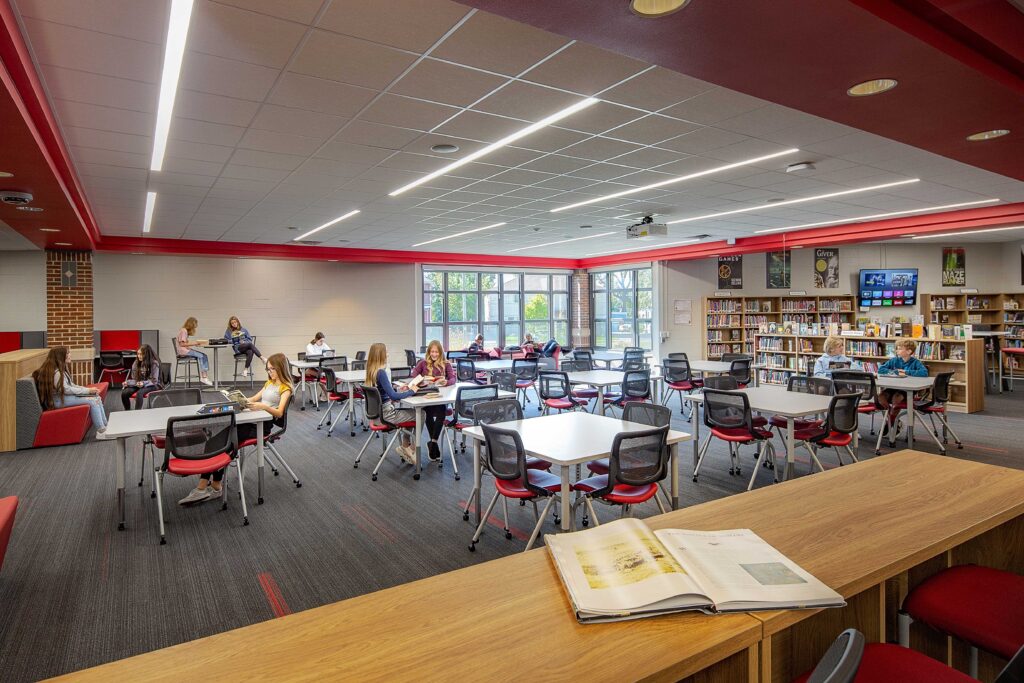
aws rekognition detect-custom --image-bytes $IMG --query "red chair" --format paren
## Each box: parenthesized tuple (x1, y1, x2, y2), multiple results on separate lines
(512, 359, 539, 407)
(602, 369, 652, 416)
(0, 496, 18, 575)
(97, 351, 129, 387)
(899, 565, 1024, 678)
(791, 393, 861, 472)
(831, 370, 885, 440)
(353, 386, 419, 481)
(767, 375, 831, 436)
(317, 364, 356, 436)
(138, 388, 203, 495)
(693, 388, 776, 489)
(661, 358, 699, 417)
(16, 377, 92, 449)
(586, 402, 671, 477)
(238, 404, 300, 492)
(538, 371, 587, 414)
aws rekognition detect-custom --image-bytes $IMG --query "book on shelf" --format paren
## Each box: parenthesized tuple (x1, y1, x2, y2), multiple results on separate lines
(547, 518, 845, 624)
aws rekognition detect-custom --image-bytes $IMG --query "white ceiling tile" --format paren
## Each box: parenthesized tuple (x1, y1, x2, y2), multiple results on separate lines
(41, 65, 156, 111)
(62, 126, 151, 155)
(249, 104, 347, 138)
(267, 72, 378, 118)
(211, 0, 324, 24)
(164, 139, 236, 164)
(601, 67, 714, 111)
(160, 156, 225, 177)
(561, 137, 643, 163)
(317, 0, 469, 52)
(220, 164, 292, 182)
(333, 121, 423, 150)
(290, 29, 417, 90)
(521, 42, 647, 96)
(229, 148, 307, 171)
(189, 0, 307, 69)
(175, 90, 260, 127)
(605, 114, 701, 146)
(54, 100, 154, 137)
(431, 10, 567, 77)
(656, 127, 750, 155)
(170, 117, 246, 147)
(661, 87, 769, 125)
(69, 145, 148, 169)
(433, 110, 525, 142)
(359, 94, 459, 130)
(238, 128, 325, 156)
(23, 18, 160, 82)
(472, 81, 586, 122)
(179, 51, 280, 102)
(392, 58, 508, 107)
(314, 142, 395, 165)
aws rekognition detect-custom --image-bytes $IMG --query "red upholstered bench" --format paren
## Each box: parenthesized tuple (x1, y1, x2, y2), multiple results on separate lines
(0, 332, 20, 354)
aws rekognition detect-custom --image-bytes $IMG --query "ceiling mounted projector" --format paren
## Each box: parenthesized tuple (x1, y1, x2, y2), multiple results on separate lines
(1, 191, 34, 205)
(627, 215, 668, 239)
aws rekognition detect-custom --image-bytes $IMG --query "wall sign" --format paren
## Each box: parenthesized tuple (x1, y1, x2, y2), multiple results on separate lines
(942, 247, 966, 286)
(813, 248, 839, 289)
(766, 251, 791, 289)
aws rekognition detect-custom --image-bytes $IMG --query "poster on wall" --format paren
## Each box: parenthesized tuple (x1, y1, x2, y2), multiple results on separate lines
(717, 255, 743, 289)
(766, 251, 791, 289)
(813, 248, 839, 288)
(942, 247, 966, 286)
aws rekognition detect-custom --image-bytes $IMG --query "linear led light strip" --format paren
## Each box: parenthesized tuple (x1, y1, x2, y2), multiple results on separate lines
(388, 98, 600, 197)
(753, 199, 1000, 234)
(550, 149, 800, 213)
(585, 238, 701, 257)
(294, 210, 361, 241)
(150, 0, 194, 171)
(666, 178, 921, 225)
(507, 231, 616, 253)
(412, 222, 506, 247)
(910, 225, 1024, 240)
(143, 192, 157, 233)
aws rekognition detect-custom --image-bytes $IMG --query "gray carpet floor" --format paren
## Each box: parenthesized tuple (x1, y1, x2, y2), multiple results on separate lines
(0, 385, 1021, 681)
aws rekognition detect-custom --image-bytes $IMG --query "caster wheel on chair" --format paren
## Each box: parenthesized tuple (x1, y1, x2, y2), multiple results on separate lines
(455, 474, 461, 481)
(582, 519, 589, 527)
(160, 537, 166, 545)
(243, 517, 249, 526)
(295, 482, 302, 488)
(413, 473, 420, 481)
(350, 432, 355, 437)
(728, 468, 735, 476)
(957, 443, 963, 449)
(372, 474, 378, 481)
(462, 512, 469, 521)
(273, 470, 280, 477)
(505, 530, 512, 540)
(692, 476, 698, 482)
(258, 496, 264, 504)
(553, 516, 561, 525)
(874, 450, 881, 455)
(150, 491, 156, 498)
(468, 543, 476, 552)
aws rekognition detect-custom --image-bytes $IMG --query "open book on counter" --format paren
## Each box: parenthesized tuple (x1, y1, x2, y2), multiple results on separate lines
(546, 518, 844, 624)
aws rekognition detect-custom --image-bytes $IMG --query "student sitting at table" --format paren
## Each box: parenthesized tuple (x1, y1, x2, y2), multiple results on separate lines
(521, 333, 536, 354)
(466, 334, 500, 359)
(178, 353, 292, 505)
(813, 336, 862, 378)
(176, 316, 212, 386)
(876, 339, 929, 428)
(32, 346, 108, 434)
(306, 331, 332, 358)
(121, 344, 163, 410)
(366, 342, 417, 464)
(412, 339, 456, 462)
(225, 316, 263, 377)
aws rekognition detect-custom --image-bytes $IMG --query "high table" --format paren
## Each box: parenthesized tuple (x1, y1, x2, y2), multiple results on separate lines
(972, 330, 1011, 392)
(462, 411, 691, 531)
(98, 405, 273, 530)
(196, 342, 230, 389)
(51, 451, 1022, 682)
(873, 374, 935, 450)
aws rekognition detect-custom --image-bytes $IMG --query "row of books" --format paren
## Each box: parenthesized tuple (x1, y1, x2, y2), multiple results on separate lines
(780, 300, 817, 312)
(757, 337, 794, 352)
(707, 299, 742, 312)
(708, 343, 742, 356)
(744, 315, 772, 328)
(930, 296, 959, 310)
(757, 321, 851, 336)
(707, 330, 742, 342)
(966, 296, 993, 310)
(781, 314, 813, 323)
(818, 299, 854, 312)
(707, 314, 741, 327)
(755, 353, 797, 369)
(744, 301, 774, 313)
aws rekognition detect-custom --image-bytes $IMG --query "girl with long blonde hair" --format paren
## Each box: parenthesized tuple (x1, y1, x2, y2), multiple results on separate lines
(365, 342, 417, 464)
(176, 316, 211, 385)
(411, 339, 455, 461)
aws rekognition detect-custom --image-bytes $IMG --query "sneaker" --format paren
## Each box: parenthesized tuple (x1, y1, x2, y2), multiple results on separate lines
(427, 440, 441, 462)
(244, 368, 253, 377)
(398, 444, 416, 465)
(206, 486, 223, 501)
(178, 487, 211, 505)
(96, 427, 107, 437)
(200, 377, 213, 386)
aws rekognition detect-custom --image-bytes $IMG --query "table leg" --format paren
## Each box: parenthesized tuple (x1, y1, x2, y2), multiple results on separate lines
(691, 398, 700, 470)
(256, 420, 265, 504)
(559, 465, 571, 532)
(669, 442, 679, 510)
(413, 407, 422, 480)
(995, 336, 1003, 393)
(473, 440, 482, 525)
(597, 385, 606, 416)
(784, 417, 796, 481)
(116, 437, 127, 530)
(299, 375, 307, 411)
(905, 389, 914, 450)
(1000, 351, 1005, 393)
(348, 380, 356, 436)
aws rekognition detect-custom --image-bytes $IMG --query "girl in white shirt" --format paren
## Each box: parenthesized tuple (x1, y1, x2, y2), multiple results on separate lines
(31, 346, 108, 432)
(306, 332, 332, 357)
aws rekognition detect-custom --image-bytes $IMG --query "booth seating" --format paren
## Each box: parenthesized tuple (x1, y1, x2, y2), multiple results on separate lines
(15, 377, 108, 449)
(0, 331, 47, 354)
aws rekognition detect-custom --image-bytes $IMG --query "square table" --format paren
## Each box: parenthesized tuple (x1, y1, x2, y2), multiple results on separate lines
(462, 411, 691, 531)
(583, 349, 653, 369)
(472, 359, 515, 375)
(873, 374, 935, 449)
(563, 369, 628, 415)
(98, 404, 273, 530)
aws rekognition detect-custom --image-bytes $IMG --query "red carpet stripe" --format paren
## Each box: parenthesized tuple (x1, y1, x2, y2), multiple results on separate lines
(963, 443, 1009, 454)
(257, 572, 291, 618)
(458, 500, 529, 541)
(348, 504, 399, 544)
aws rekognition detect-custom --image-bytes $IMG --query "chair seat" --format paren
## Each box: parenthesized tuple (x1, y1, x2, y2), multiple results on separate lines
(166, 453, 232, 476)
(586, 457, 609, 475)
(151, 435, 165, 449)
(494, 469, 562, 498)
(903, 564, 1024, 660)
(711, 426, 772, 442)
(858, 402, 879, 413)
(327, 392, 349, 401)
(667, 381, 694, 391)
(794, 426, 853, 447)
(515, 379, 535, 388)
(751, 415, 768, 428)
(572, 388, 599, 398)
(526, 457, 552, 471)
(572, 475, 658, 504)
(915, 402, 945, 413)
(769, 415, 820, 430)
(793, 642, 974, 683)
(544, 397, 583, 410)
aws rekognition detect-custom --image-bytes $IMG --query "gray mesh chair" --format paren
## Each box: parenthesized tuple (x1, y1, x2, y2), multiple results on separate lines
(912, 372, 963, 454)
(694, 389, 776, 490)
(317, 364, 354, 435)
(511, 359, 539, 407)
(792, 393, 862, 472)
(662, 358, 698, 416)
(352, 386, 417, 481)
(805, 629, 864, 683)
(602, 369, 651, 416)
(491, 371, 517, 395)
(139, 388, 203, 494)
(702, 375, 738, 390)
(538, 371, 584, 415)
(404, 349, 417, 367)
(237, 399, 300, 491)
(767, 375, 833, 437)
(446, 384, 499, 478)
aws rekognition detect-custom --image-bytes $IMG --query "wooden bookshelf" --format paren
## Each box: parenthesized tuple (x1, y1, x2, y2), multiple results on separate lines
(923, 292, 1024, 375)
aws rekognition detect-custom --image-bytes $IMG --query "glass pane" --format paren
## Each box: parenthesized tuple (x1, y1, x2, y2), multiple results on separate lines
(501, 273, 520, 291)
(610, 290, 634, 318)
(448, 324, 478, 351)
(481, 273, 498, 291)
(504, 322, 521, 347)
(593, 292, 608, 320)
(552, 293, 568, 320)
(610, 290, 635, 350)
(482, 293, 500, 322)
(637, 268, 652, 289)
(554, 321, 569, 346)
(483, 323, 499, 348)
(594, 321, 608, 348)
(611, 270, 633, 290)
(552, 274, 568, 291)
(447, 293, 478, 322)
(592, 273, 607, 290)
(423, 293, 444, 324)
(502, 293, 520, 321)
(447, 272, 477, 291)
(638, 321, 653, 350)
(526, 321, 551, 341)
(423, 271, 443, 291)
(611, 321, 634, 350)
(524, 273, 548, 291)
(524, 293, 550, 320)
(424, 325, 443, 347)
(637, 290, 653, 320)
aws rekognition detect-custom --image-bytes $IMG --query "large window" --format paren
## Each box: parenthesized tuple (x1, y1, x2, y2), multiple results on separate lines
(591, 267, 653, 350)
(423, 269, 571, 350)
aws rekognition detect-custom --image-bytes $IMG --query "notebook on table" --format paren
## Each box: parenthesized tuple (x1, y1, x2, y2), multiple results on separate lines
(196, 402, 241, 415)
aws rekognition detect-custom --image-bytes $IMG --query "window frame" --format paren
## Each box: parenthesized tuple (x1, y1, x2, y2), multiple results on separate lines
(590, 266, 654, 350)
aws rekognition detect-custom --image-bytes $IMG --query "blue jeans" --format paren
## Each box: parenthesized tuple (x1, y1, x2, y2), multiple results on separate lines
(181, 349, 208, 372)
(56, 394, 107, 429)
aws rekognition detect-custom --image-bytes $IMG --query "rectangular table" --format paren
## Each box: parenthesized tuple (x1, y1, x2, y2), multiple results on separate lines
(472, 359, 514, 374)
(563, 369, 627, 415)
(584, 349, 653, 368)
(98, 405, 272, 529)
(873, 374, 935, 450)
(462, 411, 691, 531)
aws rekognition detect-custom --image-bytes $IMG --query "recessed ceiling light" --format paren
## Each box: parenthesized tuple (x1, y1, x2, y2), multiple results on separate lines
(585, 238, 700, 257)
(785, 162, 815, 173)
(966, 129, 1009, 141)
(430, 144, 459, 154)
(328, 259, 338, 262)
(630, 0, 691, 17)
(337, 239, 350, 243)
(790, 245, 804, 249)
(16, 206, 43, 212)
(143, 191, 157, 233)
(550, 149, 800, 213)
(847, 78, 898, 97)
(150, 0, 194, 171)
(39, 228, 60, 232)
(667, 178, 920, 226)
(911, 225, 1024, 240)
(389, 97, 599, 196)
(412, 222, 506, 247)
(753, 198, 1000, 234)
(294, 209, 360, 241)
(507, 231, 616, 253)
(0, 171, 13, 178)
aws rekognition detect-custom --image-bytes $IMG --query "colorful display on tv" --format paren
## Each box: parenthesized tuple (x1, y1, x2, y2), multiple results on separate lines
(858, 268, 918, 307)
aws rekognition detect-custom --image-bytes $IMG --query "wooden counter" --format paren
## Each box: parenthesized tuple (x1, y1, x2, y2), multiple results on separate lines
(0, 348, 48, 452)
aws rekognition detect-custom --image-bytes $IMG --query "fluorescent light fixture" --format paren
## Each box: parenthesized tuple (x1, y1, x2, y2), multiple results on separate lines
(966, 129, 1009, 141)
(143, 191, 157, 233)
(412, 222, 506, 247)
(294, 210, 360, 241)
(507, 231, 616, 253)
(388, 98, 600, 197)
(847, 78, 898, 97)
(752, 199, 1000, 234)
(150, 0, 195, 171)
(39, 228, 60, 233)
(667, 178, 920, 225)
(910, 225, 1024, 240)
(585, 238, 700, 257)
(550, 149, 800, 213)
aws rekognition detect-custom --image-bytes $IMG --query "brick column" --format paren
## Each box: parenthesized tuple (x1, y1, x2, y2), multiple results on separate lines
(571, 269, 591, 349)
(46, 250, 94, 383)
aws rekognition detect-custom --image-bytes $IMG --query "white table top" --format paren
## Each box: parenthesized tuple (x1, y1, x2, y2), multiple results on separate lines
(689, 360, 733, 373)
(462, 411, 691, 465)
(564, 369, 629, 387)
(874, 374, 935, 391)
(99, 404, 272, 440)
(334, 369, 368, 382)
(684, 385, 832, 418)
(289, 358, 322, 369)
(585, 350, 653, 362)
(400, 382, 514, 408)
(971, 330, 1011, 337)
(474, 359, 514, 371)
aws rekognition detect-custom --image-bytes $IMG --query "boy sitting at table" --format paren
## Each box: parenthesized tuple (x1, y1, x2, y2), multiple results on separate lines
(876, 339, 928, 433)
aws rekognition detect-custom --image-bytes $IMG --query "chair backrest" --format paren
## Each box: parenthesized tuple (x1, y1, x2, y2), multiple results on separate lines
(788, 374, 834, 395)
(721, 353, 747, 362)
(538, 371, 570, 401)
(703, 375, 738, 391)
(297, 352, 306, 361)
(491, 371, 517, 394)
(702, 388, 752, 431)
(100, 351, 124, 368)
(729, 358, 752, 384)
(146, 387, 202, 408)
(355, 350, 366, 361)
(666, 352, 688, 360)
(624, 346, 643, 354)
(537, 356, 556, 371)
(588, 426, 670, 496)
(456, 358, 477, 383)
(831, 370, 877, 402)
(622, 358, 647, 371)
(560, 360, 589, 373)
(360, 385, 383, 421)
(321, 357, 348, 374)
(350, 359, 366, 372)
(825, 393, 862, 435)
(320, 367, 340, 393)
(512, 359, 538, 380)
(481, 423, 528, 484)
(165, 413, 237, 463)
(455, 384, 498, 421)
(390, 366, 412, 381)
(405, 349, 416, 367)
(932, 371, 954, 403)
(622, 369, 651, 399)
(159, 362, 171, 385)
(806, 628, 864, 683)
(572, 349, 593, 365)
(474, 398, 523, 424)
(622, 401, 672, 427)
(321, 349, 336, 359)
(662, 358, 692, 383)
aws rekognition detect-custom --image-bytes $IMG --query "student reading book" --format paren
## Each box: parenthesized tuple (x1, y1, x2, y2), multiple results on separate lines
(546, 518, 844, 623)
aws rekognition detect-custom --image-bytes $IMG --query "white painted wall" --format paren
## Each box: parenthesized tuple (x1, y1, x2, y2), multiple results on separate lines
(0, 250, 45, 331)
(93, 253, 417, 380)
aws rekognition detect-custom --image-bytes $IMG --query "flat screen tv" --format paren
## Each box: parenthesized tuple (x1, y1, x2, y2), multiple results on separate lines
(858, 268, 918, 307)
